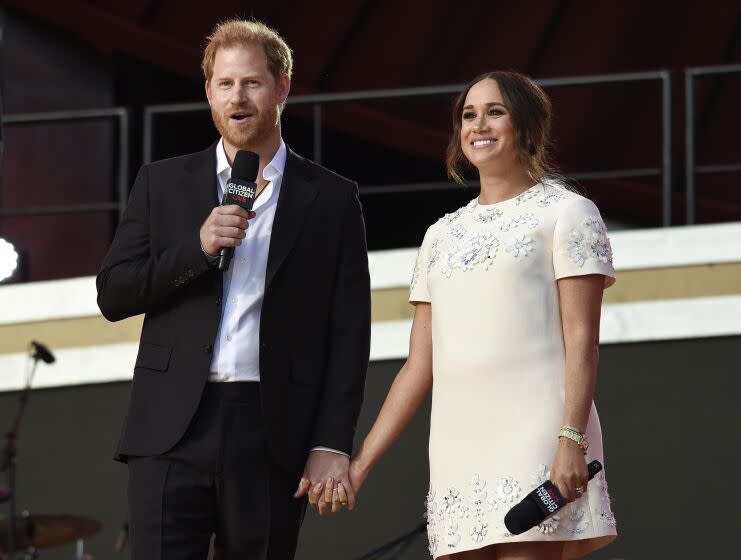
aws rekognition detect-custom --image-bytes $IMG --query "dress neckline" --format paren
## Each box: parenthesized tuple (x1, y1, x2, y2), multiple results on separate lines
(473, 183, 542, 208)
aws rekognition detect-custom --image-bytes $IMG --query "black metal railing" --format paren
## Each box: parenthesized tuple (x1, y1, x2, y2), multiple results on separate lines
(3, 66, 740, 230)
(144, 71, 673, 224)
(0, 108, 130, 219)
(684, 63, 741, 224)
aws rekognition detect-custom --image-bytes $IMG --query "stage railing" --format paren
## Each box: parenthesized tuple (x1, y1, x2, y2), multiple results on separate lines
(5, 66, 740, 228)
(0, 108, 130, 219)
(144, 70, 674, 224)
(684, 63, 741, 224)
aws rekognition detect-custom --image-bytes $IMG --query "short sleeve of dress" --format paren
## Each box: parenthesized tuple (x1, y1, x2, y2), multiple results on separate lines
(409, 227, 433, 304)
(553, 197, 616, 288)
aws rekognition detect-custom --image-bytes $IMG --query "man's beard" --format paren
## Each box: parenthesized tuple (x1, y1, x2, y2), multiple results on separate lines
(211, 103, 279, 150)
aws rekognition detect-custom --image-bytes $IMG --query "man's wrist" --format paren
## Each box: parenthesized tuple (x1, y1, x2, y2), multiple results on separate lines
(311, 446, 350, 458)
(200, 243, 219, 267)
(201, 243, 218, 258)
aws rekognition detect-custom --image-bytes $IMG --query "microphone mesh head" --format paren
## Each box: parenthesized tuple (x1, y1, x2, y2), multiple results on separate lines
(504, 498, 544, 535)
(232, 150, 260, 181)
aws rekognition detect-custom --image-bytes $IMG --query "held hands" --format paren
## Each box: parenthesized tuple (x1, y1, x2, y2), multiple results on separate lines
(293, 450, 357, 516)
(550, 437, 589, 503)
(199, 205, 256, 257)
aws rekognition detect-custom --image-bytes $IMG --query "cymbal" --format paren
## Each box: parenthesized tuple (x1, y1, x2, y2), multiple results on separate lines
(0, 514, 102, 550)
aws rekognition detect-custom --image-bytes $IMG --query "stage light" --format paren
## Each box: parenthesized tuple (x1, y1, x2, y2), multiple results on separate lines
(0, 237, 19, 283)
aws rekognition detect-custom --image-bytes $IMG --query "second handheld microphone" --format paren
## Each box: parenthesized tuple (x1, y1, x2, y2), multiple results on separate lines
(504, 460, 603, 535)
(218, 150, 260, 272)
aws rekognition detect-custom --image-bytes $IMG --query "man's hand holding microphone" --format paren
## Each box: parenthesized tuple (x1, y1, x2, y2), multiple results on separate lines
(200, 150, 260, 269)
(200, 205, 255, 258)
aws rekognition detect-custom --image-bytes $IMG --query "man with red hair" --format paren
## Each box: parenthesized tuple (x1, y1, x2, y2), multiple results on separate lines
(97, 18, 370, 559)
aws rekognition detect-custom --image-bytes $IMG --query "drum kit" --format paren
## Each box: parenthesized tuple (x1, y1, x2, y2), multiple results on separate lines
(0, 513, 103, 559)
(1, 343, 108, 559)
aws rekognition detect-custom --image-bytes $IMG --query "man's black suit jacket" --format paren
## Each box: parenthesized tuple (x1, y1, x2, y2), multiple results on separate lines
(96, 142, 371, 475)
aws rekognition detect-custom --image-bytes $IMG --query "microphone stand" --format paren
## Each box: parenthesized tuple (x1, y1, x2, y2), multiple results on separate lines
(1, 346, 45, 559)
(355, 520, 427, 560)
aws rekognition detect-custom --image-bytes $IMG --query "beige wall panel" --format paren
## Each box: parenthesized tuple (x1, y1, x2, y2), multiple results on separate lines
(371, 264, 741, 322)
(2, 263, 739, 354)
(371, 288, 414, 322)
(0, 315, 143, 354)
(603, 263, 741, 304)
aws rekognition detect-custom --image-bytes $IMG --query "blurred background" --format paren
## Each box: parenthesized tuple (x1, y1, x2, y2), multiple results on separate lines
(1, 1, 740, 559)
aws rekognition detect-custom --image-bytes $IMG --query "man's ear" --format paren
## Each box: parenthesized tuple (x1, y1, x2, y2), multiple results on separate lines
(205, 80, 212, 106)
(278, 74, 291, 106)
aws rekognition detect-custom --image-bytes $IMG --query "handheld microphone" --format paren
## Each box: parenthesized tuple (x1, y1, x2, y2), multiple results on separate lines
(30, 341, 55, 364)
(504, 460, 603, 535)
(218, 150, 260, 272)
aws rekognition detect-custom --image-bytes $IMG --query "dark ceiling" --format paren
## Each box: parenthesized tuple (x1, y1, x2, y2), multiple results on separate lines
(5, 0, 741, 229)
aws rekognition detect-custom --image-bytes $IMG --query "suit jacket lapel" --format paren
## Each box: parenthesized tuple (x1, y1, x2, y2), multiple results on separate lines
(183, 141, 222, 295)
(266, 149, 319, 289)
(184, 140, 220, 215)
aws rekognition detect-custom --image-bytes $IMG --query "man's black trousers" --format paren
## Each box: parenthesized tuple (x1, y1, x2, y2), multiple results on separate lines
(127, 382, 306, 560)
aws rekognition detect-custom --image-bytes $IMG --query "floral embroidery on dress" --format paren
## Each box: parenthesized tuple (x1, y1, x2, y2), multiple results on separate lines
(496, 477, 521, 503)
(568, 232, 589, 266)
(470, 522, 489, 542)
(515, 186, 539, 205)
(486, 496, 499, 511)
(536, 188, 566, 208)
(567, 215, 613, 267)
(597, 472, 617, 527)
(566, 505, 589, 535)
(410, 249, 421, 291)
(445, 518, 461, 548)
(499, 212, 539, 232)
(440, 487, 468, 522)
(439, 206, 468, 225)
(443, 488, 462, 514)
(506, 235, 534, 258)
(428, 239, 441, 272)
(426, 464, 616, 555)
(425, 488, 439, 556)
(473, 207, 504, 223)
(457, 504, 471, 519)
(584, 216, 613, 263)
(470, 475, 488, 517)
(530, 464, 549, 488)
(448, 224, 467, 239)
(440, 232, 500, 277)
(514, 184, 566, 208)
(537, 515, 560, 534)
(570, 520, 590, 535)
(468, 474, 491, 527)
(427, 533, 438, 556)
(426, 488, 438, 522)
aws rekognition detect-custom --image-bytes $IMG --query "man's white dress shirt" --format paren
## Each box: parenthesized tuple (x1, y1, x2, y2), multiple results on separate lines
(208, 138, 285, 382)
(207, 138, 345, 456)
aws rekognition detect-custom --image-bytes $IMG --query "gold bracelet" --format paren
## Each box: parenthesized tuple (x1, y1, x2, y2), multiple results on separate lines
(558, 426, 589, 453)
(561, 424, 584, 434)
(559, 425, 586, 439)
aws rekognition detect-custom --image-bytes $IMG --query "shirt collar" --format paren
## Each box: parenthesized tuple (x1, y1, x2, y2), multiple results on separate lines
(215, 138, 287, 182)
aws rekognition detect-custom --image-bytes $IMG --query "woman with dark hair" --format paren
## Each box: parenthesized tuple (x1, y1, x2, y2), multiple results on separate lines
(349, 72, 618, 559)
